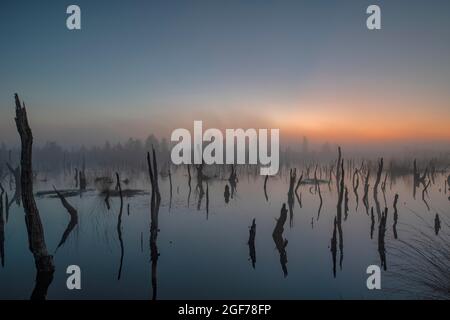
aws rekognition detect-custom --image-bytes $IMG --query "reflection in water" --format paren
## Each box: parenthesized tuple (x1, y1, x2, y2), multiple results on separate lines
(352, 168, 359, 210)
(434, 214, 441, 236)
(272, 204, 288, 277)
(287, 168, 296, 228)
(378, 208, 388, 271)
(1, 139, 449, 299)
(224, 185, 230, 204)
(373, 158, 384, 221)
(413, 159, 427, 200)
(344, 186, 349, 221)
(229, 165, 237, 199)
(5, 192, 10, 223)
(206, 182, 209, 219)
(263, 175, 269, 202)
(362, 169, 370, 215)
(197, 181, 205, 211)
(147, 149, 161, 300)
(248, 218, 256, 269)
(336, 159, 344, 271)
(0, 184, 5, 267)
(31, 271, 54, 300)
(168, 167, 173, 211)
(116, 173, 125, 281)
(393, 194, 399, 239)
(422, 180, 431, 211)
(330, 217, 337, 278)
(53, 187, 78, 252)
(295, 172, 303, 209)
(187, 165, 192, 208)
(370, 207, 375, 240)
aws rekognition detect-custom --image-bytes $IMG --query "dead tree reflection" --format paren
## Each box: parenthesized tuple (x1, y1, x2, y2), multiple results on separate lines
(370, 207, 375, 240)
(116, 173, 124, 280)
(362, 168, 370, 215)
(187, 165, 192, 207)
(229, 165, 237, 199)
(224, 184, 230, 204)
(263, 175, 269, 202)
(434, 214, 441, 236)
(272, 204, 288, 277)
(0, 183, 5, 267)
(147, 148, 161, 300)
(352, 168, 359, 210)
(330, 217, 337, 278)
(393, 194, 399, 239)
(295, 172, 303, 208)
(378, 208, 388, 271)
(53, 186, 78, 252)
(287, 168, 296, 228)
(422, 180, 431, 211)
(336, 159, 345, 270)
(206, 182, 209, 219)
(248, 218, 256, 269)
(413, 159, 427, 199)
(373, 158, 383, 221)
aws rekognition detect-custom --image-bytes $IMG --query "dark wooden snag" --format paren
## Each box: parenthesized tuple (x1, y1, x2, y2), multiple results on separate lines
(14, 93, 54, 299)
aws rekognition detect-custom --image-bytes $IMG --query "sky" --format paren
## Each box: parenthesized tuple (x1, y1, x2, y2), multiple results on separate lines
(1, 0, 450, 148)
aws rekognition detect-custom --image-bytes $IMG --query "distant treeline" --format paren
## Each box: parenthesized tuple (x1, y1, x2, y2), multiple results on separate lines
(0, 135, 449, 174)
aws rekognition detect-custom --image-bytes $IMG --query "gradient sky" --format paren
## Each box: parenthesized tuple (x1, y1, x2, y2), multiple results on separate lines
(1, 0, 450, 147)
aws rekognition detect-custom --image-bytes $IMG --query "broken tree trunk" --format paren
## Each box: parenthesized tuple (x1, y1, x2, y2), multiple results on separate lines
(14, 94, 54, 274)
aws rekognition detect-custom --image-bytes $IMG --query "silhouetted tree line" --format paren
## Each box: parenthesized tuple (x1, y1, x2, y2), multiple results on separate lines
(0, 135, 171, 173)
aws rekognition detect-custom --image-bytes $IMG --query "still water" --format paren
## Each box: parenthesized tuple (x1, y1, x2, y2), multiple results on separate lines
(0, 165, 448, 299)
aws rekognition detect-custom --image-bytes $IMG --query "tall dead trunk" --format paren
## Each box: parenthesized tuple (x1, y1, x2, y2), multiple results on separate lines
(14, 94, 54, 274)
(14, 94, 54, 300)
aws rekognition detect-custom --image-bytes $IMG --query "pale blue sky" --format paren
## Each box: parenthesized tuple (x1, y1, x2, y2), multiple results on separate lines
(1, 0, 450, 146)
